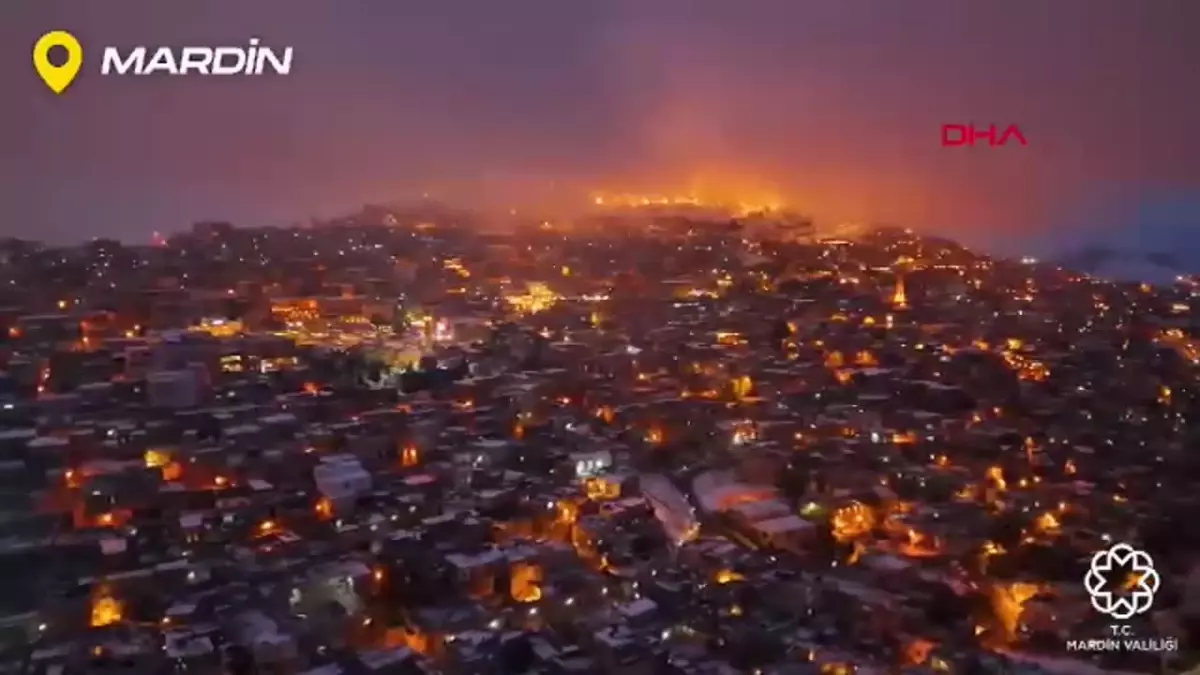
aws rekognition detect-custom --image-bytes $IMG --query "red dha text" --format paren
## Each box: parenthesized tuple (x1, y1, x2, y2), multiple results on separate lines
(941, 124, 1027, 147)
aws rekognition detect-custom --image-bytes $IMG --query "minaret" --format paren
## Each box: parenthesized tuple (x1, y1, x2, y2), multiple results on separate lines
(891, 274, 909, 309)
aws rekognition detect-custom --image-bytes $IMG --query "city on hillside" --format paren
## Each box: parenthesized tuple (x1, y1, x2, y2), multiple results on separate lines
(0, 202, 1198, 675)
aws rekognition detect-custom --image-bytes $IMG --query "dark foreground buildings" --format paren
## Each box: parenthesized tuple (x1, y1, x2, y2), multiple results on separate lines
(0, 207, 1197, 674)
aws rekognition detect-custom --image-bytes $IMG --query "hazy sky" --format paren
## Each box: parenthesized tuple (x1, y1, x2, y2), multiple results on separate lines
(2, 0, 1198, 251)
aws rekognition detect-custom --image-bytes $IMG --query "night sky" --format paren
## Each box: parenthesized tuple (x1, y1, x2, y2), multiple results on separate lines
(2, 0, 1198, 256)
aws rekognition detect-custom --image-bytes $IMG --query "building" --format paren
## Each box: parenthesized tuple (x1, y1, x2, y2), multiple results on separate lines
(314, 454, 372, 507)
(639, 473, 698, 545)
(146, 367, 207, 409)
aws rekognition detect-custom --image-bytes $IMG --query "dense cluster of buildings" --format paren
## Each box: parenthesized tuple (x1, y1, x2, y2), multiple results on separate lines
(0, 204, 1198, 674)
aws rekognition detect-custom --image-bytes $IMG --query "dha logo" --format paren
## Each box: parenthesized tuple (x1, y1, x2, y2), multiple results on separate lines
(941, 123, 1027, 148)
(33, 30, 293, 95)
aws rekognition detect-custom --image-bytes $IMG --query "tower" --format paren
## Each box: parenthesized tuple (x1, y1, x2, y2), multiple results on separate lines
(891, 275, 909, 309)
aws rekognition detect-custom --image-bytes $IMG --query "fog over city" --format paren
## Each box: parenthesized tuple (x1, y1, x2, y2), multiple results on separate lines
(2, 0, 1198, 262)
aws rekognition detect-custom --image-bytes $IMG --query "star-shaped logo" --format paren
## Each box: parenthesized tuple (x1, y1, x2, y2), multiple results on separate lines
(1084, 543, 1160, 620)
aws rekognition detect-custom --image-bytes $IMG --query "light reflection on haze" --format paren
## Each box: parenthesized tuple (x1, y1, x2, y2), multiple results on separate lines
(0, 0, 1196, 250)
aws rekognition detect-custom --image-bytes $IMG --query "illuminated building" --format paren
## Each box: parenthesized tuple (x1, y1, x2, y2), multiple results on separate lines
(891, 275, 909, 309)
(504, 283, 560, 315)
(190, 317, 243, 338)
(90, 587, 123, 627)
(571, 450, 613, 477)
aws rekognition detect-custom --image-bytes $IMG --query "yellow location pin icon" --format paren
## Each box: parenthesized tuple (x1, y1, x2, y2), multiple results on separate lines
(33, 31, 83, 94)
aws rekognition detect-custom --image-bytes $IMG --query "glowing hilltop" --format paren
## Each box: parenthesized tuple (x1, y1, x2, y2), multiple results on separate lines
(588, 190, 785, 218)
